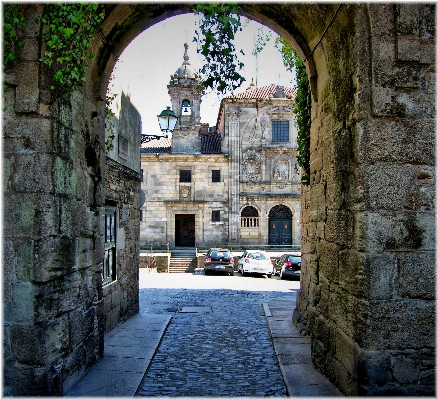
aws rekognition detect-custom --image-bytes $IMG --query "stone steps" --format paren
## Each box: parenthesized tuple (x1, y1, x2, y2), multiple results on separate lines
(169, 249, 197, 273)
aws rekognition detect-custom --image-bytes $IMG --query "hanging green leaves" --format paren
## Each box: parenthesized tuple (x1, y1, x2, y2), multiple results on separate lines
(275, 37, 311, 185)
(193, 3, 246, 94)
(39, 3, 105, 96)
(3, 3, 26, 70)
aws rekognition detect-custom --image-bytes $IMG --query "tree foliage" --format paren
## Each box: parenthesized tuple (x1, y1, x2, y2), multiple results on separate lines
(193, 3, 246, 94)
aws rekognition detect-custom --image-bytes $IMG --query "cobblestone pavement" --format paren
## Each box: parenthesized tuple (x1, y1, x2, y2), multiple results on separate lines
(135, 272, 300, 397)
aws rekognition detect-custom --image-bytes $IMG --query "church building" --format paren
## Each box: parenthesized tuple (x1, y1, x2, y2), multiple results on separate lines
(140, 44, 301, 248)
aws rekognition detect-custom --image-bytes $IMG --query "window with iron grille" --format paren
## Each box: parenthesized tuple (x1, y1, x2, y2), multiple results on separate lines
(180, 169, 191, 182)
(103, 207, 117, 285)
(212, 170, 221, 182)
(272, 121, 289, 142)
(212, 210, 220, 222)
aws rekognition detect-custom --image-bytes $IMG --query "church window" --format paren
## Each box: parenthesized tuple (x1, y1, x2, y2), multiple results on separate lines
(181, 99, 191, 115)
(212, 210, 221, 222)
(272, 121, 289, 142)
(103, 207, 117, 285)
(180, 170, 191, 182)
(240, 206, 259, 227)
(212, 170, 221, 182)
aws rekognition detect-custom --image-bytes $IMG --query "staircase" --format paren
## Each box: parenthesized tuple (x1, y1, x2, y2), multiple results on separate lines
(169, 249, 197, 273)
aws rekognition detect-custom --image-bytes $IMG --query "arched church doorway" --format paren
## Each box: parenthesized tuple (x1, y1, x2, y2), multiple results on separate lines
(268, 205, 292, 245)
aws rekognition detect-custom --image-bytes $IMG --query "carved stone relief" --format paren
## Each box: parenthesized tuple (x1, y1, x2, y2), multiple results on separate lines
(227, 108, 241, 122)
(272, 156, 290, 181)
(179, 186, 191, 200)
(242, 149, 261, 181)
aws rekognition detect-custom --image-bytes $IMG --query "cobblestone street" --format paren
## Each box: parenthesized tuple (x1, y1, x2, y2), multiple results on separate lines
(135, 271, 300, 396)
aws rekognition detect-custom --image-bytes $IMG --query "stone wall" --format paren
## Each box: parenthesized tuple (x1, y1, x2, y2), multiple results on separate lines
(295, 3, 435, 396)
(140, 154, 230, 247)
(140, 253, 170, 273)
(3, 5, 106, 395)
(104, 162, 141, 332)
(103, 89, 141, 333)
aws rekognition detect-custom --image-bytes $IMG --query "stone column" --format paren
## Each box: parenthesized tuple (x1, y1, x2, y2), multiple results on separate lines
(227, 108, 241, 243)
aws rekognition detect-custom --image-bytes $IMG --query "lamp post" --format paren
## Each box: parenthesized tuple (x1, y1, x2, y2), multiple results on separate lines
(157, 106, 178, 137)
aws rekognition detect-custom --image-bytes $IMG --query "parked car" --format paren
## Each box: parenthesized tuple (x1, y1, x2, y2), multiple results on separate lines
(274, 253, 301, 280)
(238, 250, 273, 277)
(204, 248, 234, 276)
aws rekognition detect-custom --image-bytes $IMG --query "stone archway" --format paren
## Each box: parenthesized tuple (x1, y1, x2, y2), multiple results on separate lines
(3, 3, 435, 396)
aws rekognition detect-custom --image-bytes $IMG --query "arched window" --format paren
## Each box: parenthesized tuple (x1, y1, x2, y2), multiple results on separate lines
(240, 206, 259, 227)
(181, 99, 191, 115)
(241, 206, 259, 217)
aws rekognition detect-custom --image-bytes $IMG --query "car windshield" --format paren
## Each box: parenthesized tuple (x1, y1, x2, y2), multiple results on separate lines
(287, 256, 301, 262)
(250, 252, 269, 260)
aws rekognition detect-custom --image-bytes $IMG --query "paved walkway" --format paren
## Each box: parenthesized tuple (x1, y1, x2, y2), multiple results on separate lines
(65, 273, 341, 397)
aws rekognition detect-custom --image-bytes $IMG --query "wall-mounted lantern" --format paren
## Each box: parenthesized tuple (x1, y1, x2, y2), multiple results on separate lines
(157, 106, 178, 136)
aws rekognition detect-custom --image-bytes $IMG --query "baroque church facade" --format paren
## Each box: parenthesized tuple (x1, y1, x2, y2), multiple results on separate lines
(140, 44, 301, 249)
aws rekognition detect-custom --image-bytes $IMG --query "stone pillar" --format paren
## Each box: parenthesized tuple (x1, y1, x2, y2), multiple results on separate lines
(227, 108, 241, 242)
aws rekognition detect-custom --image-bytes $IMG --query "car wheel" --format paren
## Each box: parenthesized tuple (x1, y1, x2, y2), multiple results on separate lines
(204, 269, 209, 275)
(229, 271, 234, 276)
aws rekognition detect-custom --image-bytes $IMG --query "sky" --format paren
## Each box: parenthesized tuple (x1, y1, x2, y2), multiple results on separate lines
(109, 13, 297, 136)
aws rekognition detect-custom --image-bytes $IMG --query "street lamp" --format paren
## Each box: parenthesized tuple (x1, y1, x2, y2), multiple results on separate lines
(157, 106, 178, 137)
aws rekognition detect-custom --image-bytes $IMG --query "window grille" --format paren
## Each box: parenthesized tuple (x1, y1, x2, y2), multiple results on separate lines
(212, 170, 220, 182)
(180, 170, 191, 182)
(103, 207, 117, 285)
(212, 210, 220, 222)
(272, 121, 289, 142)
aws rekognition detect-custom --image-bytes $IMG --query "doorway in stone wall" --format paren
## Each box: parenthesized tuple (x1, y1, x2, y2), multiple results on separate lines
(268, 205, 292, 245)
(175, 214, 195, 247)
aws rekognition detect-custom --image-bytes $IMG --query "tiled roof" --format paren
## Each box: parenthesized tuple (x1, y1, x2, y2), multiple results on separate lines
(201, 134, 222, 154)
(226, 84, 296, 100)
(140, 137, 171, 154)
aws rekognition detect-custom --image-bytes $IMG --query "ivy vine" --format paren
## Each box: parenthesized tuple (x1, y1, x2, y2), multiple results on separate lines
(3, 3, 26, 92)
(275, 37, 311, 186)
(39, 3, 105, 96)
(105, 68, 118, 152)
(193, 3, 246, 94)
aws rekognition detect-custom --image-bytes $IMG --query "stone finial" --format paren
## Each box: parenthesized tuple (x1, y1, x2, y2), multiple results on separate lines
(183, 43, 190, 65)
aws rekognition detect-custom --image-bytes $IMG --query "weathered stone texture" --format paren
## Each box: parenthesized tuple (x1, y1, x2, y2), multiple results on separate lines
(295, 2, 435, 396)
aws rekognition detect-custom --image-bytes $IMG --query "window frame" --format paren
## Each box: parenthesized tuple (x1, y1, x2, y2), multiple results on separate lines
(212, 169, 221, 183)
(211, 210, 221, 222)
(103, 206, 117, 285)
(179, 169, 192, 183)
(272, 120, 290, 143)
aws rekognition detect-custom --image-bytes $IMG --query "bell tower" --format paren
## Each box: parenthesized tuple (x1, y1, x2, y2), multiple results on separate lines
(168, 43, 204, 152)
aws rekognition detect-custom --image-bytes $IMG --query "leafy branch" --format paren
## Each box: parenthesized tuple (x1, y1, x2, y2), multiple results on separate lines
(193, 3, 246, 94)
